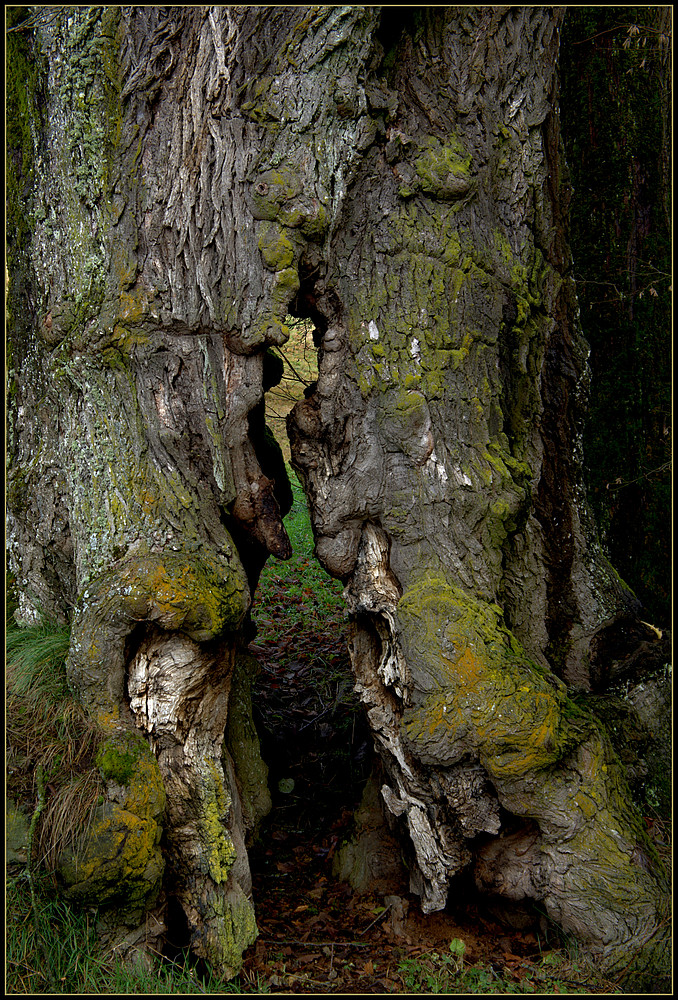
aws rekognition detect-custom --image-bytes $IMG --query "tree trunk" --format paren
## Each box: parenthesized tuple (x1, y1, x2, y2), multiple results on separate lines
(6, 5, 669, 985)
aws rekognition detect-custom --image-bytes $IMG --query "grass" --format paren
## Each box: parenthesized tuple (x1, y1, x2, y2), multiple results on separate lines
(6, 615, 104, 866)
(5, 872, 269, 994)
(253, 466, 347, 629)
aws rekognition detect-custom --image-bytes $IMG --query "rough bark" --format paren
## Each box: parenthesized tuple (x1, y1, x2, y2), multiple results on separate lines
(6, 5, 669, 985)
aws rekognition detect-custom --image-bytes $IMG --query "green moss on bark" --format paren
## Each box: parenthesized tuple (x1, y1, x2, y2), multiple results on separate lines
(59, 729, 165, 921)
(200, 882, 258, 978)
(225, 652, 272, 834)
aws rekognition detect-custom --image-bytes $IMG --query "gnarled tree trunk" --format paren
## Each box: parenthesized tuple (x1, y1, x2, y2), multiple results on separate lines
(6, 5, 669, 985)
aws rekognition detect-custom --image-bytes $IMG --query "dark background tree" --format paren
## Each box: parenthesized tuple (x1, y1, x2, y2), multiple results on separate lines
(6, 5, 670, 987)
(560, 7, 671, 625)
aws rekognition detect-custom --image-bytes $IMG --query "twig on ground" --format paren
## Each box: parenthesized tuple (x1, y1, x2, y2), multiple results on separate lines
(260, 937, 373, 948)
(359, 902, 393, 936)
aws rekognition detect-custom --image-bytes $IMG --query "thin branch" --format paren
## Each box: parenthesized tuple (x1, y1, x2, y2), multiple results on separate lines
(572, 24, 669, 46)
(7, 7, 70, 33)
(273, 345, 315, 388)
(606, 461, 671, 491)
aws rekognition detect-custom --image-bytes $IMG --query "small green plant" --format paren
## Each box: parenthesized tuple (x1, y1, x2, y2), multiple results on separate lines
(397, 938, 623, 995)
(399, 938, 469, 993)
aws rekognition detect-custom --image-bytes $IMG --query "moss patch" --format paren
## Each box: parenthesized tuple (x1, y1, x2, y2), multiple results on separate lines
(59, 729, 165, 920)
(201, 760, 238, 885)
(225, 652, 272, 834)
(411, 135, 472, 200)
(398, 576, 575, 777)
(200, 882, 258, 978)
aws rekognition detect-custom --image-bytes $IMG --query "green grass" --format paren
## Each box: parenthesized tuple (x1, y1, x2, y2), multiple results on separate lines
(6, 615, 104, 864)
(253, 466, 347, 634)
(5, 872, 268, 994)
(6, 617, 72, 701)
(251, 465, 353, 733)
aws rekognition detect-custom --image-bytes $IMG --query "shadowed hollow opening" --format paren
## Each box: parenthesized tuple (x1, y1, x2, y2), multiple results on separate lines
(248, 312, 373, 877)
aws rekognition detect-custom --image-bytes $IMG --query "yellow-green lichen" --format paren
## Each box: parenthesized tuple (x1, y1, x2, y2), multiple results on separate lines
(200, 760, 237, 884)
(396, 572, 666, 942)
(59, 728, 165, 916)
(58, 800, 164, 915)
(412, 135, 472, 200)
(200, 881, 258, 977)
(398, 575, 577, 776)
(110, 553, 249, 640)
(250, 167, 302, 221)
(257, 221, 300, 271)
(202, 799, 237, 884)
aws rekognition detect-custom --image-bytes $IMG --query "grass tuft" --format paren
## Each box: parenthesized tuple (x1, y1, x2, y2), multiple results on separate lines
(6, 873, 262, 994)
(6, 616, 103, 810)
(6, 618, 72, 700)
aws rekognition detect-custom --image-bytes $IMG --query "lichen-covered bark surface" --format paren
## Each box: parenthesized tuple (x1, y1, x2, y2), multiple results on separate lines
(6, 5, 669, 984)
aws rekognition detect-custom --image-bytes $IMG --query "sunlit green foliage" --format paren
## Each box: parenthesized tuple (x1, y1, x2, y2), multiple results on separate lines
(254, 467, 346, 631)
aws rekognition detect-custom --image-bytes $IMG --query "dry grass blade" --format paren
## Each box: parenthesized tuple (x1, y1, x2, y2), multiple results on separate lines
(38, 767, 104, 871)
(6, 616, 105, 867)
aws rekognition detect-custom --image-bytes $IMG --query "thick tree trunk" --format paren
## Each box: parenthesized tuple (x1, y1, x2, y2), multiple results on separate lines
(6, 5, 669, 984)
